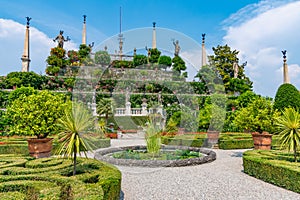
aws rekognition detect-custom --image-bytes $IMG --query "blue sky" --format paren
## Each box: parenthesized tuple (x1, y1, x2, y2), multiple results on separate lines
(0, 0, 300, 97)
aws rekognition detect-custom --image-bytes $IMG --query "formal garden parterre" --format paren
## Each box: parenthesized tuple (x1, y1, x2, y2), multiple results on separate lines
(0, 42, 300, 198)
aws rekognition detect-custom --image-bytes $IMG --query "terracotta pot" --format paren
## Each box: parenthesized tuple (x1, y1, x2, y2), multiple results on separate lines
(27, 138, 53, 158)
(207, 131, 220, 144)
(106, 133, 118, 139)
(252, 132, 272, 150)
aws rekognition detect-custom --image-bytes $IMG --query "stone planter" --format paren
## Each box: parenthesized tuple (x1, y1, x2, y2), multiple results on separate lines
(27, 138, 53, 158)
(207, 131, 220, 144)
(252, 132, 272, 150)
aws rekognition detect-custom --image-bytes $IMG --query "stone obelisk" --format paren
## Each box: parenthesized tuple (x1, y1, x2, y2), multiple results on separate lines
(21, 17, 31, 72)
(118, 7, 124, 60)
(201, 33, 207, 66)
(82, 15, 87, 45)
(282, 50, 290, 83)
(152, 22, 156, 49)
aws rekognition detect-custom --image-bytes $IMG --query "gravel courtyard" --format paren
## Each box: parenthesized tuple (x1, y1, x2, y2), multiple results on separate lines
(95, 139, 300, 200)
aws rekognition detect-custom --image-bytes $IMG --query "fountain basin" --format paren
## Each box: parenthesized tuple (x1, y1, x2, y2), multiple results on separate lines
(94, 145, 216, 167)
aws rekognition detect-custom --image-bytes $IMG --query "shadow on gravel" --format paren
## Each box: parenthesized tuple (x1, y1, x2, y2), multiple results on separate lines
(231, 152, 244, 157)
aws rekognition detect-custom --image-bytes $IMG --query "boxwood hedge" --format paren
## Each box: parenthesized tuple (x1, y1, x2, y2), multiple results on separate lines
(0, 154, 121, 199)
(243, 150, 300, 193)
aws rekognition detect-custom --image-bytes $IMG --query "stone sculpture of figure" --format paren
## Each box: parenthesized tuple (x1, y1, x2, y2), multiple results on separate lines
(53, 30, 70, 48)
(233, 62, 239, 78)
(173, 40, 180, 56)
(125, 87, 130, 103)
(89, 42, 94, 49)
(145, 46, 151, 57)
(282, 50, 287, 59)
(202, 33, 206, 43)
(26, 17, 32, 26)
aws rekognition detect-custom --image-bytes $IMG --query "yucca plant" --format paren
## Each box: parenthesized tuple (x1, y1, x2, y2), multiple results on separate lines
(145, 115, 162, 157)
(275, 107, 300, 162)
(56, 102, 96, 175)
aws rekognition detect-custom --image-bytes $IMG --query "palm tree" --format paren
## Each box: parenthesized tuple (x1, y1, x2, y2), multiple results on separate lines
(96, 98, 115, 124)
(56, 102, 96, 175)
(275, 107, 300, 162)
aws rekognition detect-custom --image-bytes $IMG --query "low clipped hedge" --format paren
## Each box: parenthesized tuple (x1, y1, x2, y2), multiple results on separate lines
(0, 137, 111, 155)
(219, 133, 280, 150)
(0, 154, 121, 199)
(161, 134, 206, 147)
(243, 150, 300, 193)
(161, 133, 281, 150)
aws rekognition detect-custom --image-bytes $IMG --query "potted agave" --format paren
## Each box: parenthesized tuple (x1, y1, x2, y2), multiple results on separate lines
(5, 90, 69, 158)
(233, 97, 279, 150)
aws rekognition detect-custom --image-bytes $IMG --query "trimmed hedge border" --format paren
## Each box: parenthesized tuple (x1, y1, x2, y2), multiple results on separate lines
(161, 133, 281, 150)
(0, 138, 111, 155)
(243, 150, 300, 193)
(0, 154, 121, 199)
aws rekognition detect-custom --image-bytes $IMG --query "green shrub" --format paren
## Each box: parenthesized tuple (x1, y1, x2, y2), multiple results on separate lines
(6, 91, 70, 138)
(0, 155, 121, 199)
(274, 83, 300, 111)
(243, 150, 300, 193)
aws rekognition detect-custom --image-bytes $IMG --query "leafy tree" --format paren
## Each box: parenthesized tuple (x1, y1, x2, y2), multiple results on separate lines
(274, 83, 300, 112)
(46, 47, 69, 75)
(236, 90, 258, 108)
(56, 102, 95, 175)
(5, 72, 44, 89)
(275, 107, 300, 162)
(208, 45, 252, 94)
(6, 91, 69, 138)
(67, 50, 79, 65)
(149, 48, 161, 63)
(78, 44, 91, 62)
(95, 50, 111, 66)
(96, 98, 115, 124)
(172, 55, 186, 74)
(158, 55, 172, 70)
(233, 97, 279, 133)
(7, 86, 37, 105)
(133, 54, 148, 67)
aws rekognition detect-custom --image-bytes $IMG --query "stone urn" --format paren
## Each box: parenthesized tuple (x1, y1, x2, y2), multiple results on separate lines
(27, 138, 53, 158)
(251, 132, 272, 150)
(207, 130, 220, 144)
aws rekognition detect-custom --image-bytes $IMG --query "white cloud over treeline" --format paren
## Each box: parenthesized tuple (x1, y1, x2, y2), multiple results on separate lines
(223, 0, 300, 97)
(0, 19, 77, 75)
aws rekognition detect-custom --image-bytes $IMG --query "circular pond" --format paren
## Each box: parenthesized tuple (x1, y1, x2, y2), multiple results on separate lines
(94, 145, 216, 167)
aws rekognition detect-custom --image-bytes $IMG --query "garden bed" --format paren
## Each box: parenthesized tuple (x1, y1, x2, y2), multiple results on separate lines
(243, 150, 300, 193)
(0, 154, 121, 199)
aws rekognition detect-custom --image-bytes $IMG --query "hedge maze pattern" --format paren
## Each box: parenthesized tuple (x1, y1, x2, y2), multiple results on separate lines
(0, 154, 121, 200)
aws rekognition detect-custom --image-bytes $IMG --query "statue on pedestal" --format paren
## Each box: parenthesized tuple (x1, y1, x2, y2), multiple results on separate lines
(173, 40, 180, 56)
(26, 17, 31, 26)
(53, 30, 70, 48)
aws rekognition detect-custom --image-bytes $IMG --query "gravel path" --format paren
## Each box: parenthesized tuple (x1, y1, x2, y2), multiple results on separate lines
(96, 139, 300, 200)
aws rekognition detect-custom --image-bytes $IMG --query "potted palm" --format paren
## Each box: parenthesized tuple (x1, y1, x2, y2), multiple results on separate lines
(5, 90, 69, 158)
(234, 97, 279, 150)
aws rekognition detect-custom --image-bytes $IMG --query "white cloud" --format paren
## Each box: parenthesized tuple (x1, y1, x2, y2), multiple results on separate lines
(0, 19, 77, 75)
(223, 1, 300, 97)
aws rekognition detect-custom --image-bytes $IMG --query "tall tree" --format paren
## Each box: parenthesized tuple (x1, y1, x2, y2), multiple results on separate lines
(133, 54, 148, 67)
(149, 48, 161, 63)
(95, 50, 111, 66)
(172, 55, 186, 75)
(208, 45, 252, 94)
(96, 98, 115, 124)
